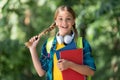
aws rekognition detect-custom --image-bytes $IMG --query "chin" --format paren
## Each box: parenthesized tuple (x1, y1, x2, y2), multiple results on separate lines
(59, 30, 70, 35)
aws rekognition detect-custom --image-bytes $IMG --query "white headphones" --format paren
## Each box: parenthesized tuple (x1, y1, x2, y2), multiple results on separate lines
(56, 31, 75, 44)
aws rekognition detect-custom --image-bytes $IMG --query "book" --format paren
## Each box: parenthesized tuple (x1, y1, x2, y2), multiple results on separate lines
(60, 48, 85, 80)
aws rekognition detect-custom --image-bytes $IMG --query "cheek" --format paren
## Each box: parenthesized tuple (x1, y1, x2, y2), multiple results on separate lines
(55, 21, 60, 26)
(56, 22, 62, 28)
(56, 22, 60, 26)
(71, 20, 75, 25)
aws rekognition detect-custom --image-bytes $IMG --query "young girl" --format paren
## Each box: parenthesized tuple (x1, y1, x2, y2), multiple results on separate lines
(27, 5, 96, 80)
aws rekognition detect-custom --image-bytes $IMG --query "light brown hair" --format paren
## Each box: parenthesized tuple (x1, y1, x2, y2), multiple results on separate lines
(25, 5, 78, 47)
(44, 5, 78, 38)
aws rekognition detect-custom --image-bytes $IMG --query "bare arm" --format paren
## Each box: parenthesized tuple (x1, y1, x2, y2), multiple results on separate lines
(29, 47, 45, 77)
(57, 59, 94, 76)
(28, 36, 45, 77)
(68, 61, 94, 76)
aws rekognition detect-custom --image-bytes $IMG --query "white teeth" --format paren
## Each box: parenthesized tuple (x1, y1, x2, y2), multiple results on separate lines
(61, 26, 68, 28)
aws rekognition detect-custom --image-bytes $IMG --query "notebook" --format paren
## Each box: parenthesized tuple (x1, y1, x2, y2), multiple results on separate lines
(60, 48, 85, 80)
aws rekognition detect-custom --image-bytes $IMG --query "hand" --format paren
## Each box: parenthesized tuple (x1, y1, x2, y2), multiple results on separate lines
(57, 59, 71, 71)
(28, 36, 40, 49)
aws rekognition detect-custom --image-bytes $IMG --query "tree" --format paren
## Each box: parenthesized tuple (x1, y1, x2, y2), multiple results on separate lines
(0, 0, 120, 80)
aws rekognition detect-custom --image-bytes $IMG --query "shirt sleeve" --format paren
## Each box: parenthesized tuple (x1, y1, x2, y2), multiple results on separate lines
(83, 38, 96, 71)
(40, 40, 50, 72)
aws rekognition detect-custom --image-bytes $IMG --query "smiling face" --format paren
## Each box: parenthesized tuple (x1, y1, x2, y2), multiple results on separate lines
(54, 6, 75, 36)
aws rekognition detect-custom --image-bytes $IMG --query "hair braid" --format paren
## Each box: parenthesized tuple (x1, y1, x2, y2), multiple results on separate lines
(25, 22, 56, 47)
(73, 24, 78, 39)
(37, 22, 56, 38)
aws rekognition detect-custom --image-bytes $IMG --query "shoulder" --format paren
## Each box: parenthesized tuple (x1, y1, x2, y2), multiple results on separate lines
(82, 38, 92, 52)
(45, 36, 56, 53)
(82, 38, 91, 47)
(47, 37, 55, 42)
(77, 37, 91, 48)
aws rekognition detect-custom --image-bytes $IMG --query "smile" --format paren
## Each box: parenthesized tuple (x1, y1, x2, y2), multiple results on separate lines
(61, 26, 68, 29)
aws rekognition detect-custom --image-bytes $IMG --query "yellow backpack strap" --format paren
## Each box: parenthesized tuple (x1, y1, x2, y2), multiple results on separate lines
(76, 37, 83, 48)
(87, 76, 92, 80)
(46, 37, 54, 53)
(76, 37, 92, 80)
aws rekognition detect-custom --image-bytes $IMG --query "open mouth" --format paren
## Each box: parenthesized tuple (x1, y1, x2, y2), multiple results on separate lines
(61, 26, 68, 29)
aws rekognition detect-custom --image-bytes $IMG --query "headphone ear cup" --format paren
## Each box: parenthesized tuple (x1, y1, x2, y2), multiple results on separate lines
(56, 35, 64, 44)
(64, 35, 73, 44)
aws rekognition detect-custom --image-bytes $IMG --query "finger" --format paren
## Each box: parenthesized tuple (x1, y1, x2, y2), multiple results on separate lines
(58, 59, 62, 63)
(35, 36, 38, 40)
(61, 59, 65, 61)
(29, 37, 34, 42)
(59, 68, 63, 71)
(29, 36, 37, 42)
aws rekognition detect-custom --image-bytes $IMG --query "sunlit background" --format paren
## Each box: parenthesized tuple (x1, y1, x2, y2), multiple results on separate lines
(0, 0, 120, 80)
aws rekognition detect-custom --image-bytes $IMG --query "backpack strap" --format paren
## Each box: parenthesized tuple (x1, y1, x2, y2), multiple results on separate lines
(46, 37, 91, 80)
(76, 37, 83, 48)
(46, 37, 83, 53)
(46, 37, 54, 53)
(76, 37, 92, 80)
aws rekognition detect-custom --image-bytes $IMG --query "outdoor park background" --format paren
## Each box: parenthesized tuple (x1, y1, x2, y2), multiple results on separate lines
(0, 0, 120, 80)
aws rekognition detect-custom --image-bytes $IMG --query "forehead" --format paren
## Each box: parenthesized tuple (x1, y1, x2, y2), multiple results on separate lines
(57, 10, 73, 18)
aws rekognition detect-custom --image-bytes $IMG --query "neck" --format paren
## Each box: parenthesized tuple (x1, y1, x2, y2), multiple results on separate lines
(58, 31, 71, 37)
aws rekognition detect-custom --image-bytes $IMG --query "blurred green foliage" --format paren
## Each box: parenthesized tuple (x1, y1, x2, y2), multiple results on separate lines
(0, 0, 120, 80)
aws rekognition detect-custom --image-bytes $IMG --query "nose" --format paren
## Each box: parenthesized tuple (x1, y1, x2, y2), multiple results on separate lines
(62, 20, 67, 27)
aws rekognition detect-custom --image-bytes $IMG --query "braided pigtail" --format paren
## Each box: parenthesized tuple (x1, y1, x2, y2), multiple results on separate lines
(25, 22, 56, 47)
(73, 24, 78, 39)
(37, 22, 56, 38)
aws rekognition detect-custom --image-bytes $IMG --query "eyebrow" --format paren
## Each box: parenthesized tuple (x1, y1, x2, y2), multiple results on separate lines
(57, 15, 72, 18)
